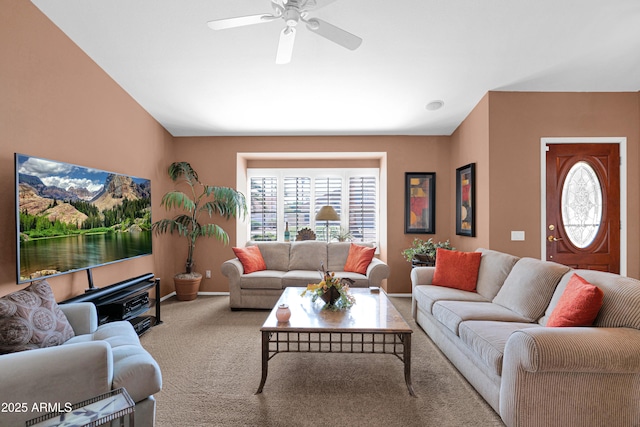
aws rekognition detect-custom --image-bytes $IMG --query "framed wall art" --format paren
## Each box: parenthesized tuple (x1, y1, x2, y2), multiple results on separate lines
(456, 163, 475, 236)
(405, 172, 435, 234)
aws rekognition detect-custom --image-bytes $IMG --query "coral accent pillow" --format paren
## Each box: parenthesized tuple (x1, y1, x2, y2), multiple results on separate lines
(233, 246, 267, 274)
(344, 244, 376, 275)
(547, 274, 604, 327)
(432, 248, 482, 292)
(0, 280, 75, 354)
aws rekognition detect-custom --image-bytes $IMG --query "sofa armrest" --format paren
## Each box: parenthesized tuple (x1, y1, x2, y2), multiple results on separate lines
(222, 258, 245, 308)
(500, 327, 640, 427)
(60, 302, 98, 335)
(366, 258, 390, 287)
(222, 258, 244, 277)
(0, 341, 113, 426)
(507, 327, 640, 373)
(410, 266, 435, 289)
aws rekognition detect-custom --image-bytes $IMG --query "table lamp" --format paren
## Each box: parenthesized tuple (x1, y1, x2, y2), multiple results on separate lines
(316, 206, 339, 241)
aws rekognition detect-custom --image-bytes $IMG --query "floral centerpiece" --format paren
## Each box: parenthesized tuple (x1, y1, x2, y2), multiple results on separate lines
(301, 263, 356, 310)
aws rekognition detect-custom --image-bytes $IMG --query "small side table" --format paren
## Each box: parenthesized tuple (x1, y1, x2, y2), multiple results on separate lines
(26, 388, 134, 427)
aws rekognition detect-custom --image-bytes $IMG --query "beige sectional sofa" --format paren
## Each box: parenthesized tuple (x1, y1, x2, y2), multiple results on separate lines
(411, 248, 640, 427)
(222, 241, 390, 309)
(0, 301, 162, 426)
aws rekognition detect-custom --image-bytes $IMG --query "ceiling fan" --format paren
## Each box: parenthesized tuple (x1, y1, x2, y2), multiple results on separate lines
(207, 0, 362, 64)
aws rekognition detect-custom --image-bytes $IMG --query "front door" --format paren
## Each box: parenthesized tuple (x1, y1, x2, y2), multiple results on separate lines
(545, 143, 620, 273)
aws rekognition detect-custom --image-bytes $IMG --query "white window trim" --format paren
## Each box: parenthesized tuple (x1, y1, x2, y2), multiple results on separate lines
(247, 168, 380, 243)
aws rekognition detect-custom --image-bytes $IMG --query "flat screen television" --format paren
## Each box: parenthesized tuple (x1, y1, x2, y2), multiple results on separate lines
(15, 153, 152, 285)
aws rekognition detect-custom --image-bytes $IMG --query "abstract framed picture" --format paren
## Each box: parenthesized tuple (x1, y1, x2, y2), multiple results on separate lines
(405, 172, 435, 234)
(456, 163, 476, 236)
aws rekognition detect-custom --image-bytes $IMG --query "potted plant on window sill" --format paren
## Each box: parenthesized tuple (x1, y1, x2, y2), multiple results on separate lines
(152, 162, 247, 301)
(402, 238, 454, 267)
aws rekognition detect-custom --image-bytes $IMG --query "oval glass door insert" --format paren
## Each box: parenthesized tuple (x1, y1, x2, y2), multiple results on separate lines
(561, 161, 603, 248)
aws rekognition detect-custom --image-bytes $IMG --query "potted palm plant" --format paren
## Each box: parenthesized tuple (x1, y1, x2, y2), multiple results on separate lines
(152, 162, 247, 300)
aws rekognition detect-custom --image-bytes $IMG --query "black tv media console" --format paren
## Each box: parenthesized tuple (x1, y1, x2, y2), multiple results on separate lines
(61, 272, 162, 336)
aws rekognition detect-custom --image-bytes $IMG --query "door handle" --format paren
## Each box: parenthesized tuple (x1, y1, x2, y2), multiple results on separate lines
(547, 235, 563, 242)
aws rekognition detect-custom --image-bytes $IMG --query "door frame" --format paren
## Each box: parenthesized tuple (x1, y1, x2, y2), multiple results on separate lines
(540, 137, 627, 275)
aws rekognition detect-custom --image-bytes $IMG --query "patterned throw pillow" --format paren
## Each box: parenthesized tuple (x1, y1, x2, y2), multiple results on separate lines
(0, 280, 75, 354)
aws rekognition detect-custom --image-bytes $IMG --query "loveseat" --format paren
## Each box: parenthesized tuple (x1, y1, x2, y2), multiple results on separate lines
(0, 281, 162, 426)
(222, 241, 390, 309)
(411, 248, 640, 427)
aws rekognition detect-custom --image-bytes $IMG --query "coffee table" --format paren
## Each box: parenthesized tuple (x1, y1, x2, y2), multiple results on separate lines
(256, 287, 415, 396)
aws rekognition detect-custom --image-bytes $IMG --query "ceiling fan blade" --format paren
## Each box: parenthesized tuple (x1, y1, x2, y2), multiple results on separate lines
(306, 18, 362, 50)
(276, 27, 296, 64)
(207, 14, 278, 31)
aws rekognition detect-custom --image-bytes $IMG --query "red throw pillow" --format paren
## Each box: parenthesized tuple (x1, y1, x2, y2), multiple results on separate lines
(232, 246, 267, 274)
(344, 244, 376, 275)
(431, 248, 482, 292)
(547, 274, 604, 327)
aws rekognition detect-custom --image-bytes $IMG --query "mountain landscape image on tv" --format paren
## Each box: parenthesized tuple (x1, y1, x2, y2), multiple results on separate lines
(15, 153, 152, 284)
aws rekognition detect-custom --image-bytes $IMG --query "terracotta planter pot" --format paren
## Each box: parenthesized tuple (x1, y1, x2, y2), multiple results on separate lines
(173, 274, 202, 301)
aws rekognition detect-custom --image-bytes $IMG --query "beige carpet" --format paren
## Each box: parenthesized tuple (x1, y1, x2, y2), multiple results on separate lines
(140, 295, 504, 427)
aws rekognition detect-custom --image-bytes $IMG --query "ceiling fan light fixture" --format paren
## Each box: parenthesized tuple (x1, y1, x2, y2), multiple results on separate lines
(426, 100, 444, 111)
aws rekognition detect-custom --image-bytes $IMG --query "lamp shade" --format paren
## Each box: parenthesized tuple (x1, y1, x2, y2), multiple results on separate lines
(316, 205, 340, 221)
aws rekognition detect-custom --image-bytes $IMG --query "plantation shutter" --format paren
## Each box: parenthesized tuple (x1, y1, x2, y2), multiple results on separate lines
(250, 177, 277, 241)
(349, 176, 377, 242)
(283, 177, 311, 235)
(314, 177, 342, 241)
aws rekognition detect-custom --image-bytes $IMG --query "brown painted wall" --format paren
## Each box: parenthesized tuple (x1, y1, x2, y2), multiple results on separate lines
(170, 136, 452, 294)
(0, 1, 175, 299)
(450, 94, 491, 252)
(486, 92, 640, 278)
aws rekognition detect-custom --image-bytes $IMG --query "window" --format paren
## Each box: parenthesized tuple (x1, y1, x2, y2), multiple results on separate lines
(314, 176, 342, 241)
(248, 169, 378, 243)
(283, 177, 311, 237)
(249, 177, 277, 241)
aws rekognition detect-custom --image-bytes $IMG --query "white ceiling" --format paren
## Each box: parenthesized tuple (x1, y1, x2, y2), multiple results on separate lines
(31, 0, 640, 137)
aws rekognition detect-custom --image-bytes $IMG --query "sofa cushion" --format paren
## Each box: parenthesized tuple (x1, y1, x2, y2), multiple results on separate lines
(0, 280, 75, 354)
(413, 285, 488, 313)
(432, 249, 482, 292)
(233, 246, 267, 274)
(343, 244, 376, 275)
(249, 242, 290, 271)
(545, 270, 640, 330)
(547, 274, 604, 327)
(328, 242, 352, 271)
(492, 258, 570, 322)
(282, 270, 324, 288)
(240, 271, 286, 290)
(289, 241, 328, 271)
(475, 248, 520, 300)
(82, 320, 162, 403)
(432, 301, 531, 336)
(459, 320, 540, 378)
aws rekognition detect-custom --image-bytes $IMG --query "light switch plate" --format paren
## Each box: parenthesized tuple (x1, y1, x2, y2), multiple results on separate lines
(511, 231, 525, 241)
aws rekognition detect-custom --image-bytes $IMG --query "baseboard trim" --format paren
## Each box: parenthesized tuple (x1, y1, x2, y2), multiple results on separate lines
(384, 293, 412, 298)
(160, 292, 176, 302)
(197, 292, 231, 296)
